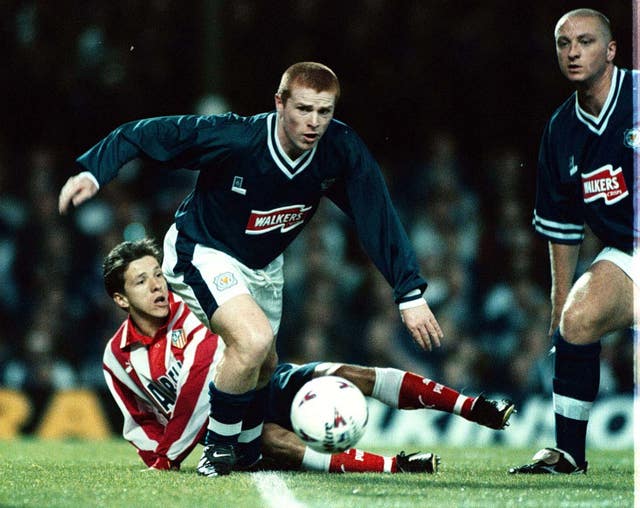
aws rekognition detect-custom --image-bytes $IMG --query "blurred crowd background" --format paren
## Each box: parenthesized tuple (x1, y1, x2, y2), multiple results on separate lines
(1, 0, 635, 416)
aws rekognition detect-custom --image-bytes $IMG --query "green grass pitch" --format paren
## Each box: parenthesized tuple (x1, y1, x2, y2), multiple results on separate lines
(0, 439, 634, 507)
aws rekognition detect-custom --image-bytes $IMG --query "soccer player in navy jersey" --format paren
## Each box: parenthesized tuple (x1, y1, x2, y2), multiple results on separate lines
(509, 9, 638, 475)
(58, 62, 444, 476)
(101, 239, 513, 474)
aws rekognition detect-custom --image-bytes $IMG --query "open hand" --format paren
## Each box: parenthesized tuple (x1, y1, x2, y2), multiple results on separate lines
(58, 173, 98, 214)
(400, 301, 443, 351)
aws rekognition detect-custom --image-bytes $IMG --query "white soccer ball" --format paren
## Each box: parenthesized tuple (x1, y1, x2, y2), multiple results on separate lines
(290, 375, 369, 453)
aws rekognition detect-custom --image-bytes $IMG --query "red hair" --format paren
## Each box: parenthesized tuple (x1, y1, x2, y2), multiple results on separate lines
(277, 62, 340, 104)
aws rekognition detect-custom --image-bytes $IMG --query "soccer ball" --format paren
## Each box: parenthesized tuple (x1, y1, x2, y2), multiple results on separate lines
(290, 375, 369, 453)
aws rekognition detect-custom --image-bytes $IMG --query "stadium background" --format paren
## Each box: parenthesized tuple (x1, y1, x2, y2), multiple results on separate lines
(0, 1, 634, 443)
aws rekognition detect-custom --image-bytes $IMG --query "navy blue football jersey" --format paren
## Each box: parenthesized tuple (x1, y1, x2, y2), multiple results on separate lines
(532, 67, 639, 252)
(77, 111, 426, 302)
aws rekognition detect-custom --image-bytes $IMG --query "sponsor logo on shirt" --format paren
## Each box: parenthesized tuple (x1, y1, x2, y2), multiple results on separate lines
(213, 272, 237, 291)
(581, 165, 628, 205)
(147, 362, 182, 413)
(245, 204, 312, 234)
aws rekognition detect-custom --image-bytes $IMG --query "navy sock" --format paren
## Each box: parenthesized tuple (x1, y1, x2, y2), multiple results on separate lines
(552, 329, 601, 466)
(205, 382, 255, 447)
(236, 385, 268, 467)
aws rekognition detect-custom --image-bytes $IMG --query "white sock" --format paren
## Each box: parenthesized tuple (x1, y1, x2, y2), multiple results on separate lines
(371, 367, 404, 408)
(301, 447, 332, 471)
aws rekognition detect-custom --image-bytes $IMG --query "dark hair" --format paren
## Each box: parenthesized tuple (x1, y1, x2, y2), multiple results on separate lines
(103, 238, 162, 297)
(276, 62, 341, 104)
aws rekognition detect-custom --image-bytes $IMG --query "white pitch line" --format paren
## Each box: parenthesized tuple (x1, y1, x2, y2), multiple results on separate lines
(251, 471, 306, 508)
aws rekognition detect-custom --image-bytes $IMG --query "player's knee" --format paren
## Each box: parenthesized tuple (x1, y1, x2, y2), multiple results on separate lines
(560, 305, 606, 344)
(226, 332, 275, 373)
(252, 328, 276, 361)
(240, 325, 275, 360)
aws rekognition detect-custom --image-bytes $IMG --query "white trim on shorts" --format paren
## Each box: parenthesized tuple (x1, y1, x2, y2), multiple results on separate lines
(592, 246, 640, 287)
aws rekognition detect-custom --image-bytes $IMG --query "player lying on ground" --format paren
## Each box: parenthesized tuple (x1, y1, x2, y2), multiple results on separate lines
(102, 239, 515, 475)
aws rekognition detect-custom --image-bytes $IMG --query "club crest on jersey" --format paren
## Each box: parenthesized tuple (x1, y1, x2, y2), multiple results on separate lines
(245, 204, 312, 234)
(581, 165, 628, 205)
(214, 272, 238, 291)
(320, 178, 336, 191)
(623, 127, 640, 151)
(170, 329, 187, 349)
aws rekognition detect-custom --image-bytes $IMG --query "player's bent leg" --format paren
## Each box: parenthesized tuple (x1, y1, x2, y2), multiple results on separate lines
(560, 260, 635, 345)
(235, 346, 278, 469)
(318, 363, 376, 395)
(512, 261, 635, 476)
(199, 295, 275, 477)
(261, 422, 441, 474)
(211, 294, 275, 393)
(342, 365, 515, 429)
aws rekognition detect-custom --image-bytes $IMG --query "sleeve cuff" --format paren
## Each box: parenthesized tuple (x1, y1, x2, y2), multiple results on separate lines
(397, 289, 426, 310)
(78, 171, 100, 190)
(399, 298, 426, 310)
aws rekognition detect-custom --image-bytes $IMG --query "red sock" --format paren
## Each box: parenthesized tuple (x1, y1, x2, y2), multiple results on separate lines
(329, 448, 394, 473)
(398, 372, 476, 417)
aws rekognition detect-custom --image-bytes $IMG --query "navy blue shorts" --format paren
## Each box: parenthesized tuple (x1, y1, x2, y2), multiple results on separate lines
(265, 362, 321, 430)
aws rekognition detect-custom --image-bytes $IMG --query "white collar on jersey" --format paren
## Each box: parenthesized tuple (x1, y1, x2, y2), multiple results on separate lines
(574, 66, 624, 136)
(266, 112, 318, 179)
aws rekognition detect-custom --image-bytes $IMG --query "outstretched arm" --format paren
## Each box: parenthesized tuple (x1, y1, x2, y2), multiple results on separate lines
(327, 137, 440, 350)
(58, 114, 216, 215)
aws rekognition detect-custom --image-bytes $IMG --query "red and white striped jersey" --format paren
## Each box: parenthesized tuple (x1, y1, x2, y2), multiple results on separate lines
(103, 292, 223, 465)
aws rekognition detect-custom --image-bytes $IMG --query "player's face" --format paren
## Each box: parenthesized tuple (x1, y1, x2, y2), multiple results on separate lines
(116, 256, 170, 329)
(555, 15, 615, 87)
(275, 85, 336, 159)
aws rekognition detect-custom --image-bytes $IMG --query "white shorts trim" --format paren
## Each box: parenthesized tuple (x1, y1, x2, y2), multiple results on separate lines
(592, 246, 640, 287)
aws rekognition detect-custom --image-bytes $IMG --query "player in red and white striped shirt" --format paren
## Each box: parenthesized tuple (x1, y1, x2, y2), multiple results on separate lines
(102, 239, 515, 473)
(102, 239, 224, 470)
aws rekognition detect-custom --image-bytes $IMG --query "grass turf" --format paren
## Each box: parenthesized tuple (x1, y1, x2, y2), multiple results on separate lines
(0, 439, 633, 507)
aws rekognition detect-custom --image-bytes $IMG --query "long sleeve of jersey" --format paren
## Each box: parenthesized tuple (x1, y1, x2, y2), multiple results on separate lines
(327, 134, 427, 302)
(76, 115, 219, 185)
